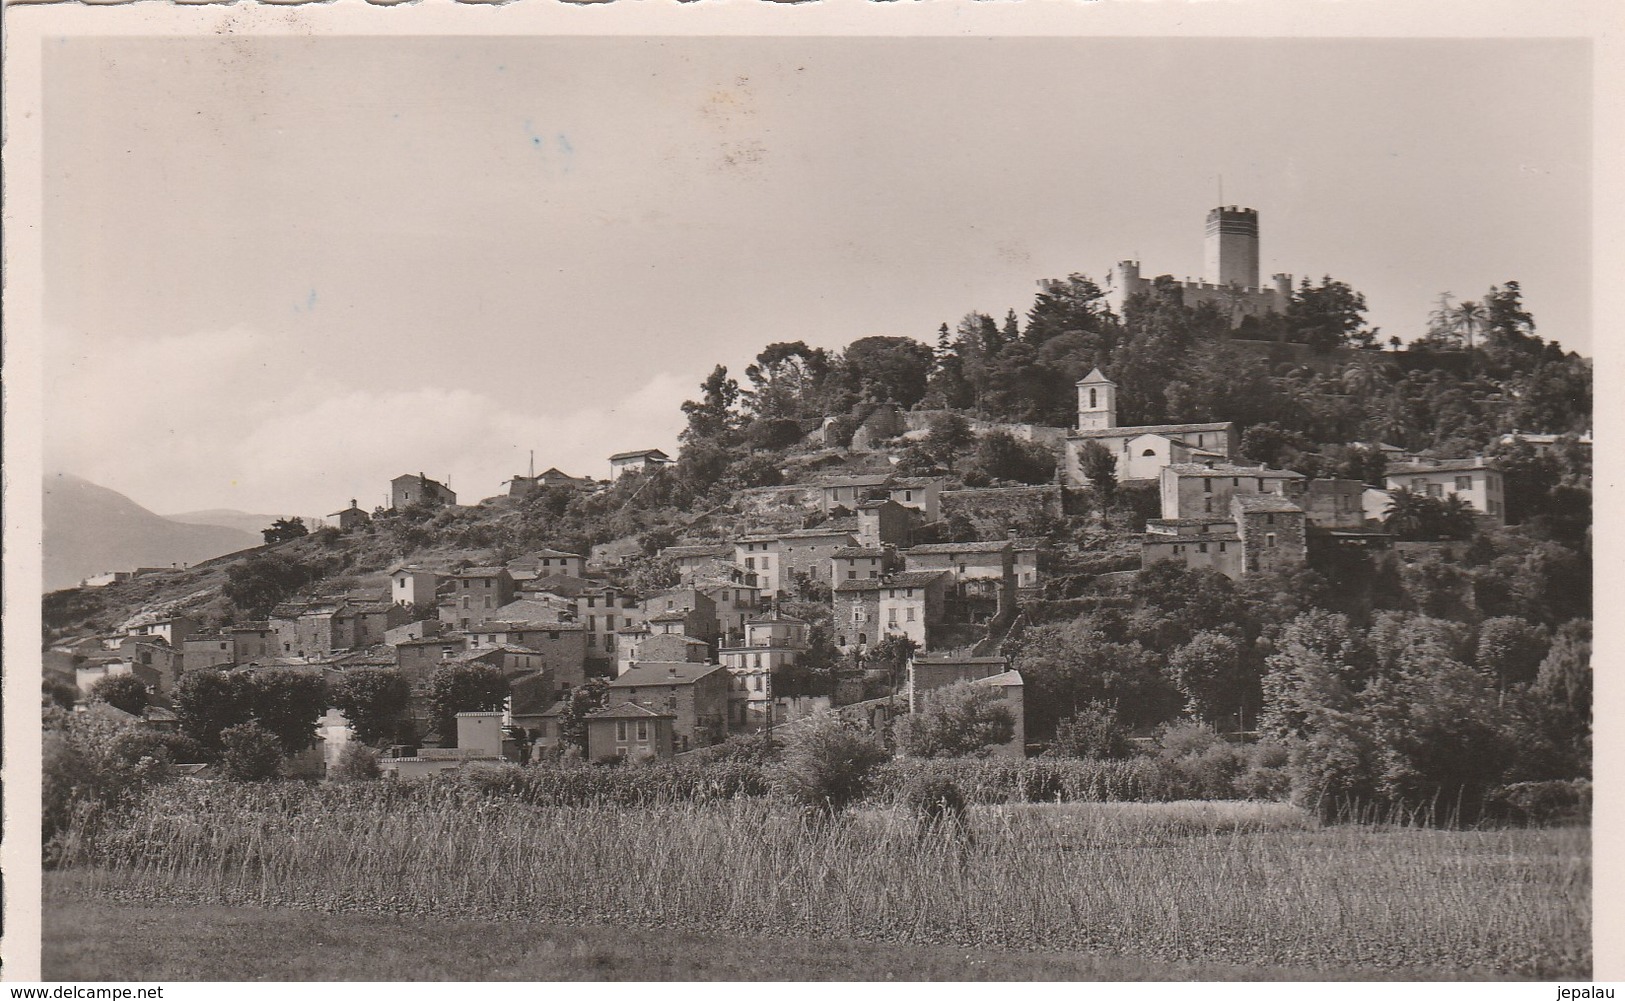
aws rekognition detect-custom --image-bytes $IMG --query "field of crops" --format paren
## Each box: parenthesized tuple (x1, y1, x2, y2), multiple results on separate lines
(50, 781, 1591, 979)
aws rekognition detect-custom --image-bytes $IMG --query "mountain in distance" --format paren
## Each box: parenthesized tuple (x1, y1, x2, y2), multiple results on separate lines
(165, 508, 328, 538)
(42, 474, 262, 592)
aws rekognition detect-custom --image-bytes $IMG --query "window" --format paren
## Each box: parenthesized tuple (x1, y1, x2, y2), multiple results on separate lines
(1455, 476, 1473, 491)
(1266, 514, 1275, 525)
(588, 634, 597, 648)
(837, 635, 846, 646)
(858, 632, 868, 645)
(1256, 479, 1265, 491)
(616, 721, 628, 742)
(905, 607, 916, 622)
(888, 608, 898, 624)
(762, 557, 771, 570)
(1142, 448, 1157, 457)
(636, 721, 648, 741)
(1198, 542, 1208, 553)
(1089, 388, 1097, 408)
(848, 570, 857, 580)
(1427, 483, 1444, 498)
(606, 615, 615, 630)
(1204, 497, 1213, 513)
(484, 579, 491, 588)
(1412, 478, 1427, 491)
(1266, 533, 1277, 548)
(1231, 478, 1239, 487)
(905, 490, 914, 502)
(1204, 479, 1213, 493)
(1219, 542, 1227, 552)
(745, 558, 755, 570)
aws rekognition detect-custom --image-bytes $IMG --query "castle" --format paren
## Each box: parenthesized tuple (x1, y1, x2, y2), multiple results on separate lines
(1102, 206, 1293, 326)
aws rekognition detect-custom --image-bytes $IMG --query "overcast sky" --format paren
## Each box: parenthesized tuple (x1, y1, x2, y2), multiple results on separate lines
(43, 35, 1592, 516)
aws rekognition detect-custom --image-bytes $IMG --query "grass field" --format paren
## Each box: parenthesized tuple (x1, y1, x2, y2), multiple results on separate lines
(49, 784, 1590, 980)
(40, 894, 1522, 982)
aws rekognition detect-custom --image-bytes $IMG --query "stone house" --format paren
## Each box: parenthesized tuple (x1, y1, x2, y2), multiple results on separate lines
(661, 543, 735, 581)
(617, 631, 711, 676)
(391, 472, 456, 510)
(439, 567, 517, 630)
(696, 582, 762, 647)
(394, 635, 468, 684)
(1233, 493, 1308, 574)
(378, 712, 510, 778)
(1141, 519, 1244, 578)
(131, 616, 198, 648)
(720, 613, 810, 732)
(1159, 462, 1305, 520)
(227, 621, 277, 662)
(775, 527, 860, 593)
(467, 622, 587, 689)
(832, 570, 948, 651)
(606, 662, 729, 752)
(506, 548, 585, 579)
(639, 588, 720, 646)
(831, 546, 890, 586)
(1300, 478, 1369, 530)
(855, 498, 916, 549)
(182, 634, 237, 671)
(329, 499, 371, 531)
(586, 703, 676, 762)
(76, 658, 163, 696)
(577, 583, 644, 665)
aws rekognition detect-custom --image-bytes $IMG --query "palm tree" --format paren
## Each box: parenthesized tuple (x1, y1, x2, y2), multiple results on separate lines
(1383, 487, 1433, 540)
(1453, 300, 1487, 353)
(1427, 292, 1460, 346)
(1439, 494, 1478, 540)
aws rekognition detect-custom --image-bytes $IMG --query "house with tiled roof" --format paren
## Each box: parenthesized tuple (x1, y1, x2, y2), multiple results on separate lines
(391, 472, 456, 510)
(1384, 456, 1506, 524)
(439, 567, 517, 630)
(606, 662, 729, 751)
(1159, 462, 1306, 520)
(832, 570, 949, 651)
(586, 703, 677, 761)
(609, 448, 673, 479)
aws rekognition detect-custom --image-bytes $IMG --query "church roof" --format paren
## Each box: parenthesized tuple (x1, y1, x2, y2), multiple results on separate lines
(1069, 421, 1234, 440)
(1075, 368, 1115, 387)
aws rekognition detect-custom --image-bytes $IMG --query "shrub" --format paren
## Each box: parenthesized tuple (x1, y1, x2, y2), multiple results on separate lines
(772, 713, 889, 816)
(88, 674, 150, 716)
(331, 742, 381, 782)
(893, 682, 1015, 758)
(899, 771, 968, 830)
(219, 723, 285, 781)
(1484, 780, 1592, 826)
(1046, 702, 1134, 760)
(42, 710, 171, 865)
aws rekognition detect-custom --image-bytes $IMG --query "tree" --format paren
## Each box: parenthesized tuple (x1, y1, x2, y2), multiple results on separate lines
(330, 741, 381, 782)
(1286, 276, 1371, 351)
(1026, 274, 1110, 344)
(744, 417, 805, 452)
(329, 668, 413, 746)
(1453, 299, 1487, 352)
(553, 679, 610, 755)
(1045, 702, 1134, 759)
(246, 669, 330, 754)
(842, 336, 935, 408)
(680, 365, 741, 446)
(967, 431, 1055, 485)
(1382, 487, 1434, 540)
(772, 712, 889, 816)
(43, 678, 79, 711)
(893, 681, 1015, 757)
(219, 722, 286, 781)
(262, 517, 310, 545)
(223, 553, 317, 618)
(173, 670, 255, 751)
(1077, 439, 1118, 502)
(1474, 616, 1551, 694)
(1168, 630, 1251, 727)
(924, 412, 973, 467)
(865, 634, 917, 694)
(741, 341, 831, 421)
(88, 674, 149, 717)
(428, 663, 509, 747)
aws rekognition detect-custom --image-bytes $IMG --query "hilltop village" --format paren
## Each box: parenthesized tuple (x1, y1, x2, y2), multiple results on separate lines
(44, 205, 1594, 781)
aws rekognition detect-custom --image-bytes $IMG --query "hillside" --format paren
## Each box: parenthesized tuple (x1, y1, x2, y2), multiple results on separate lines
(43, 474, 261, 592)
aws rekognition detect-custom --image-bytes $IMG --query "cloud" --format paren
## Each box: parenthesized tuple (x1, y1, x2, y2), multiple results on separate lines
(45, 325, 688, 515)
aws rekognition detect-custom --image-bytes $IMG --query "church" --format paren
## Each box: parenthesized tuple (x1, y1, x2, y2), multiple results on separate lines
(1062, 368, 1238, 484)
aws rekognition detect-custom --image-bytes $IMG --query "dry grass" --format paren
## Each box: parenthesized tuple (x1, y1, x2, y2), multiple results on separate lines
(54, 784, 1590, 979)
(40, 895, 1516, 982)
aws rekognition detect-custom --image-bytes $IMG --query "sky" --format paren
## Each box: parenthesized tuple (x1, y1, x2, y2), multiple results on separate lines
(42, 35, 1593, 516)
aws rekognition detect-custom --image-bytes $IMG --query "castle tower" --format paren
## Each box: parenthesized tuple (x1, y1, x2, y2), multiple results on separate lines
(1204, 206, 1260, 290)
(1075, 368, 1117, 432)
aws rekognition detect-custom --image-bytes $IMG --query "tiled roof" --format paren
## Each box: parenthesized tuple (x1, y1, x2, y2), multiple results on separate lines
(745, 612, 807, 625)
(817, 473, 894, 488)
(1070, 421, 1233, 439)
(1387, 458, 1493, 476)
(1164, 463, 1304, 479)
(609, 448, 671, 462)
(779, 527, 859, 540)
(610, 662, 725, 687)
(1232, 494, 1304, 514)
(522, 575, 592, 598)
(832, 547, 885, 559)
(907, 540, 1011, 555)
(453, 566, 510, 579)
(834, 570, 946, 592)
(661, 544, 733, 559)
(1145, 531, 1240, 544)
(589, 702, 676, 720)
